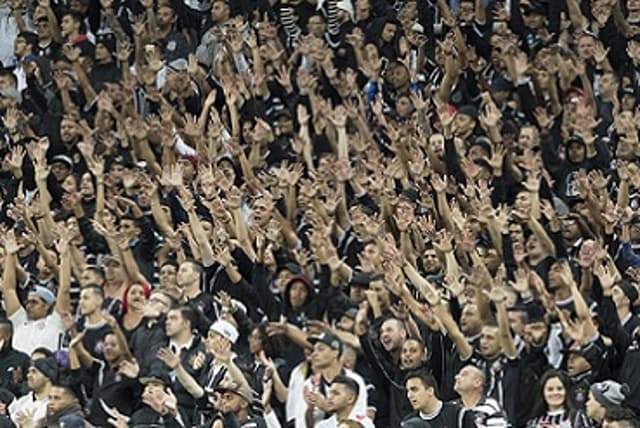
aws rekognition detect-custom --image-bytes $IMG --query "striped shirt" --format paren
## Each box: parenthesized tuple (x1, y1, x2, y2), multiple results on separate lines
(466, 397, 510, 428)
(526, 409, 594, 428)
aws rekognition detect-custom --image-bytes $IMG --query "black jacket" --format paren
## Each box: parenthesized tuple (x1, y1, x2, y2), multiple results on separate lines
(0, 347, 30, 397)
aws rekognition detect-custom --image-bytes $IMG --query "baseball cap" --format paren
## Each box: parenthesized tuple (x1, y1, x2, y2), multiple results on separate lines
(209, 319, 239, 344)
(216, 381, 254, 403)
(309, 332, 343, 354)
(140, 370, 170, 386)
(456, 104, 479, 119)
(32, 357, 59, 383)
(50, 154, 74, 169)
(342, 307, 359, 320)
(590, 381, 630, 409)
(29, 286, 56, 306)
(618, 280, 639, 304)
(168, 58, 188, 72)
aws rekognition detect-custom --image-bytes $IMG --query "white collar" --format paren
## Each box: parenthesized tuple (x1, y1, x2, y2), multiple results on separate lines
(419, 401, 443, 420)
(169, 335, 194, 354)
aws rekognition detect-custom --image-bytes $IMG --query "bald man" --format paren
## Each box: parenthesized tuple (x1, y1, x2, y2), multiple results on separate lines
(453, 365, 509, 428)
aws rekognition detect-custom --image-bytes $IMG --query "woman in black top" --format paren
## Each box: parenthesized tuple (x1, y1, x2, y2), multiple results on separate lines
(119, 282, 151, 341)
(526, 370, 593, 428)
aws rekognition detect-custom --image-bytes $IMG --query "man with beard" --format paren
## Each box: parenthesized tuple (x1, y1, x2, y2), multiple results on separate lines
(316, 376, 375, 428)
(8, 357, 58, 426)
(421, 246, 444, 278)
(44, 380, 86, 426)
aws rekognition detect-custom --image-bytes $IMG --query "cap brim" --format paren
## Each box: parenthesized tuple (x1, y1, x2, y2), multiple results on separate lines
(139, 376, 167, 385)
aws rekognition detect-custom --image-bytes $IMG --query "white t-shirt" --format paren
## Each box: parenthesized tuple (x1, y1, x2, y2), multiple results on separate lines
(286, 362, 309, 422)
(8, 392, 48, 426)
(294, 369, 368, 428)
(10, 307, 66, 354)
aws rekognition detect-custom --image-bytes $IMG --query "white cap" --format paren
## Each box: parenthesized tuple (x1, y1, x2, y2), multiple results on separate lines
(209, 319, 239, 344)
(337, 0, 355, 21)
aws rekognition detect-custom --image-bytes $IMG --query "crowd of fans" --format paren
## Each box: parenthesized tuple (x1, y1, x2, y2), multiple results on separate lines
(0, 0, 640, 426)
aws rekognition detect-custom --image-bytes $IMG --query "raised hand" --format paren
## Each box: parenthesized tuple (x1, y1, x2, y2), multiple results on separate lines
(118, 359, 140, 379)
(157, 347, 180, 369)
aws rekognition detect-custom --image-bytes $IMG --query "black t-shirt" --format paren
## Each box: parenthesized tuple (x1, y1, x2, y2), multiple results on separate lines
(0, 347, 30, 397)
(403, 402, 475, 428)
(184, 291, 216, 335)
(77, 319, 112, 360)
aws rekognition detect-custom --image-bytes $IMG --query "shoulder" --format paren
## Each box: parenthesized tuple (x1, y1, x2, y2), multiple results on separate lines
(9, 307, 27, 324)
(344, 368, 366, 385)
(351, 415, 375, 428)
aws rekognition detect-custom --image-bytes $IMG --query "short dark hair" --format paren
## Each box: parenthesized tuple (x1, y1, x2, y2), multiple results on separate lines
(52, 376, 83, 407)
(172, 305, 198, 330)
(405, 369, 438, 395)
(183, 259, 204, 276)
(84, 265, 105, 280)
(604, 407, 639, 428)
(82, 284, 104, 299)
(161, 259, 179, 270)
(0, 69, 17, 87)
(61, 9, 84, 28)
(332, 375, 359, 396)
(18, 31, 39, 51)
(31, 347, 54, 359)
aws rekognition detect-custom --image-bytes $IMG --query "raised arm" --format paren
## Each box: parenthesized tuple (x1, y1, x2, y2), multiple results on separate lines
(54, 232, 72, 316)
(2, 231, 23, 317)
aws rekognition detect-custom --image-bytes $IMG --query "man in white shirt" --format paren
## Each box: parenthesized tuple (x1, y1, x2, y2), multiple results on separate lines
(316, 375, 375, 428)
(8, 357, 58, 426)
(296, 332, 368, 428)
(3, 231, 71, 354)
(7, 286, 67, 354)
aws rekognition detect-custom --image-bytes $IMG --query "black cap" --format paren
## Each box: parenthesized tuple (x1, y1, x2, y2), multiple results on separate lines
(140, 370, 170, 386)
(309, 332, 343, 354)
(342, 307, 359, 320)
(522, 0, 546, 15)
(349, 272, 371, 288)
(566, 134, 585, 147)
(622, 84, 636, 96)
(96, 33, 116, 56)
(401, 186, 420, 203)
(619, 280, 639, 304)
(468, 135, 492, 156)
(277, 262, 302, 275)
(33, 357, 59, 383)
(456, 105, 479, 119)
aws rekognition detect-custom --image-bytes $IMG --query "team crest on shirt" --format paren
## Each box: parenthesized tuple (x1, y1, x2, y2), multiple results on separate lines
(95, 340, 105, 355)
